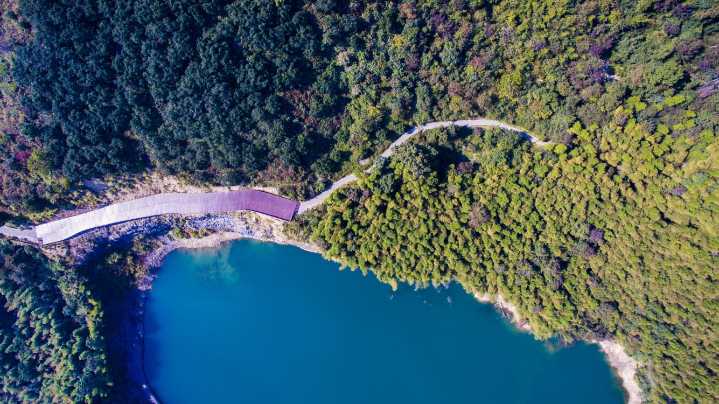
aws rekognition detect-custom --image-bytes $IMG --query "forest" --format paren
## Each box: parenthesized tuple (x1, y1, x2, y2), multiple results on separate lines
(0, 241, 110, 402)
(0, 0, 716, 402)
(4, 0, 715, 215)
(303, 121, 718, 403)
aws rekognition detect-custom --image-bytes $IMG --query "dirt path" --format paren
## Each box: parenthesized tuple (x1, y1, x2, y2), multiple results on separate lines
(297, 118, 551, 214)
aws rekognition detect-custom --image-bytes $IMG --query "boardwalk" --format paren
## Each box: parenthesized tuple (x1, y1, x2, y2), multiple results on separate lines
(1, 190, 299, 245)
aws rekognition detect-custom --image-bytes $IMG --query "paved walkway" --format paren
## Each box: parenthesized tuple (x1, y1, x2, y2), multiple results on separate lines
(297, 118, 550, 214)
(1, 190, 298, 245)
(0, 225, 39, 244)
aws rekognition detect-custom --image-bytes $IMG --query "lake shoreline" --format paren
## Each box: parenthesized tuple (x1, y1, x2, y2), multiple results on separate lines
(127, 289, 160, 404)
(473, 292, 642, 404)
(134, 215, 641, 404)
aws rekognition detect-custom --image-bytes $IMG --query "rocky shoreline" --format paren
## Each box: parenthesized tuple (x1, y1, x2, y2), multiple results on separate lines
(141, 213, 319, 273)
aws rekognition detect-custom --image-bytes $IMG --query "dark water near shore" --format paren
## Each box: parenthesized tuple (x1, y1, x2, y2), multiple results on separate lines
(144, 240, 623, 404)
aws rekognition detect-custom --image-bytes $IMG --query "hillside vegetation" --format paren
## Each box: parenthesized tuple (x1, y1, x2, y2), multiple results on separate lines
(298, 2, 718, 402)
(0, 0, 717, 402)
(5, 0, 717, 213)
(303, 122, 718, 402)
(0, 241, 110, 402)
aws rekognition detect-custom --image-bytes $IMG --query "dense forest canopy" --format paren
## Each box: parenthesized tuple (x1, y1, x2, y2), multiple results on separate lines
(5, 0, 717, 213)
(0, 241, 109, 402)
(13, 0, 353, 188)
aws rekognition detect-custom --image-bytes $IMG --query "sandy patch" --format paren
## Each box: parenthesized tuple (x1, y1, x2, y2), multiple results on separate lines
(473, 292, 532, 331)
(473, 291, 642, 404)
(596, 340, 642, 404)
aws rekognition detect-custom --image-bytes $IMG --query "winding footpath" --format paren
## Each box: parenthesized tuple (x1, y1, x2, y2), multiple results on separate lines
(297, 118, 548, 213)
(0, 118, 547, 245)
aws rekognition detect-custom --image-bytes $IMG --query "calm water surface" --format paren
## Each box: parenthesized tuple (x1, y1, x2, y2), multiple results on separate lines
(144, 240, 624, 404)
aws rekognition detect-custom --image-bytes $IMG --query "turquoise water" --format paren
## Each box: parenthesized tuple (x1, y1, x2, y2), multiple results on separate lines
(144, 240, 624, 404)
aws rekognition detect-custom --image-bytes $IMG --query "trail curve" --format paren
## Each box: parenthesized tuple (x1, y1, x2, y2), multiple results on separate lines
(297, 118, 550, 214)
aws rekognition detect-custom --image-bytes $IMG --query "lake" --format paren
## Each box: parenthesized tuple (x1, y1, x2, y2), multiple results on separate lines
(144, 239, 624, 404)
